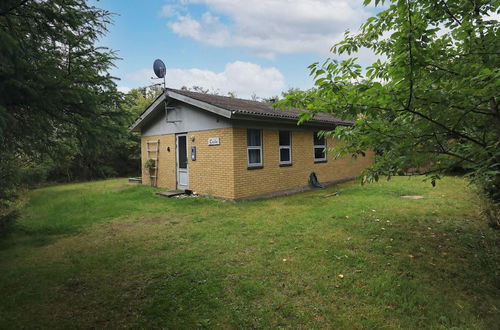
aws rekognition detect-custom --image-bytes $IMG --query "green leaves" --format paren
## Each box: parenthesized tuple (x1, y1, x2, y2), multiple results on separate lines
(0, 0, 134, 199)
(282, 0, 500, 205)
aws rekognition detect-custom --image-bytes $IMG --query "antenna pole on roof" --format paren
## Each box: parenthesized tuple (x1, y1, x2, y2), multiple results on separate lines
(153, 59, 166, 89)
(152, 59, 181, 124)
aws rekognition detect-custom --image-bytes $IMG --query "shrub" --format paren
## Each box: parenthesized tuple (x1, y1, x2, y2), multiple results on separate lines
(144, 159, 156, 171)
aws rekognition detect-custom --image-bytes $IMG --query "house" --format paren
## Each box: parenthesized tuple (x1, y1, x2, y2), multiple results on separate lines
(130, 88, 373, 200)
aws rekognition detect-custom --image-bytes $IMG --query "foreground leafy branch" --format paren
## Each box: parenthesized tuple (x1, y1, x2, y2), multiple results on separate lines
(279, 0, 500, 209)
(0, 0, 131, 216)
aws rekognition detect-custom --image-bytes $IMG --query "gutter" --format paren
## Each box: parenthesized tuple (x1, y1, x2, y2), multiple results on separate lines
(230, 112, 353, 128)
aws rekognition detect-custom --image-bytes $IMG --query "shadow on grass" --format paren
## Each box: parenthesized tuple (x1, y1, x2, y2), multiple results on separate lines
(0, 177, 498, 329)
(0, 208, 21, 235)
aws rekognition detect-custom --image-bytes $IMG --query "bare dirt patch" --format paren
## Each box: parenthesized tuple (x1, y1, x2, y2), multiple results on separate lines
(401, 195, 424, 199)
(143, 217, 179, 225)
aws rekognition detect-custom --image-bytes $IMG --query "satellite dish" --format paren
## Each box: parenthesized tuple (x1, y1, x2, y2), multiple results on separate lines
(153, 59, 166, 78)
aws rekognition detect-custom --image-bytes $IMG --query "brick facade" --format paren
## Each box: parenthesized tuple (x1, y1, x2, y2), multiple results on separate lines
(141, 128, 236, 199)
(141, 134, 176, 189)
(187, 128, 235, 199)
(141, 127, 373, 200)
(232, 128, 374, 199)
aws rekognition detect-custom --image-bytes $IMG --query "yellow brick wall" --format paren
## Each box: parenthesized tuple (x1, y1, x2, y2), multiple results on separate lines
(186, 128, 235, 199)
(232, 128, 374, 199)
(141, 128, 236, 199)
(141, 127, 373, 200)
(141, 134, 176, 189)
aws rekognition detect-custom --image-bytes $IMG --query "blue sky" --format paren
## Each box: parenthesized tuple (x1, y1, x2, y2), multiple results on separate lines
(98, 0, 382, 98)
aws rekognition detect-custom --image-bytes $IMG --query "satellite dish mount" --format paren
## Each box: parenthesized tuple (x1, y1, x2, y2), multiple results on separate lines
(152, 59, 180, 124)
(152, 59, 166, 89)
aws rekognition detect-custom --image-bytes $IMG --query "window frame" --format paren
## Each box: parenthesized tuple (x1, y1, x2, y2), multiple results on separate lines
(247, 129, 263, 168)
(278, 130, 292, 166)
(313, 131, 327, 163)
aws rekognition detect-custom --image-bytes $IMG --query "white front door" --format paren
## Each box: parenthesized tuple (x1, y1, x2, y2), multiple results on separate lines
(176, 134, 189, 190)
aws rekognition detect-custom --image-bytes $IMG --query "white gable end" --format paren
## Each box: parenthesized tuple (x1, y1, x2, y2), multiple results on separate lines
(141, 103, 231, 136)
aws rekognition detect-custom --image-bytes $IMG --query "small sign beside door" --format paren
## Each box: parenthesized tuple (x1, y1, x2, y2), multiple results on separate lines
(208, 137, 220, 146)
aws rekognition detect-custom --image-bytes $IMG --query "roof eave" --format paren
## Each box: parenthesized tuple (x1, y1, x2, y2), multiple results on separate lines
(129, 92, 166, 132)
(129, 89, 353, 133)
(129, 90, 233, 133)
(166, 90, 232, 119)
(230, 112, 352, 127)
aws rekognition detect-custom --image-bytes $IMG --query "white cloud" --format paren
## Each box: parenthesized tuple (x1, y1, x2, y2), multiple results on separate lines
(117, 86, 131, 93)
(485, 10, 500, 22)
(125, 61, 286, 98)
(169, 12, 231, 47)
(164, 0, 373, 58)
(160, 5, 178, 17)
(169, 15, 202, 39)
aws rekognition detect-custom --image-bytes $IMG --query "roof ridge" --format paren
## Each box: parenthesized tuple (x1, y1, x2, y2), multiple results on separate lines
(164, 87, 353, 127)
(166, 88, 269, 105)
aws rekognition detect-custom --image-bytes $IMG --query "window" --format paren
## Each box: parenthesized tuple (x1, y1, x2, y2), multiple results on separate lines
(177, 135, 187, 169)
(279, 131, 292, 165)
(247, 129, 262, 167)
(313, 132, 326, 162)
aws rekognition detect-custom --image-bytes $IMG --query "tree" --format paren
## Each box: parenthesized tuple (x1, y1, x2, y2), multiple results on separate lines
(0, 0, 127, 214)
(126, 86, 163, 117)
(279, 1, 500, 210)
(119, 87, 164, 176)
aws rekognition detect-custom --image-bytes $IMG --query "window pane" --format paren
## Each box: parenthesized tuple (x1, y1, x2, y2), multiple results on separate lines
(248, 149, 261, 165)
(247, 129, 261, 146)
(178, 135, 187, 168)
(279, 131, 290, 146)
(314, 132, 325, 145)
(314, 147, 325, 160)
(280, 148, 290, 162)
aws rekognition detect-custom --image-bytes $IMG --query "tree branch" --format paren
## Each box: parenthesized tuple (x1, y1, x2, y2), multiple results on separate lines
(406, 0, 414, 111)
(440, 0, 462, 26)
(424, 63, 461, 76)
(431, 134, 478, 164)
(0, 0, 31, 17)
(395, 103, 487, 147)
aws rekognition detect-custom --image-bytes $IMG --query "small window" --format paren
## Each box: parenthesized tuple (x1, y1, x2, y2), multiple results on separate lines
(247, 129, 262, 167)
(279, 131, 292, 165)
(314, 132, 326, 162)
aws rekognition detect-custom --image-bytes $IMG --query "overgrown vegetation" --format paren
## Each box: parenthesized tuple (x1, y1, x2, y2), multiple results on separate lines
(0, 177, 498, 328)
(279, 0, 500, 221)
(0, 0, 117, 222)
(0, 0, 166, 224)
(0, 0, 167, 227)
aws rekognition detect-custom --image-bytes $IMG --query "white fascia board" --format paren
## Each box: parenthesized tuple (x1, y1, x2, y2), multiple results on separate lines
(230, 113, 342, 128)
(129, 93, 166, 132)
(166, 90, 233, 119)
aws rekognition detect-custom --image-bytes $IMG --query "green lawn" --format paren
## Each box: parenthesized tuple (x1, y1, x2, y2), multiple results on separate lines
(0, 177, 498, 329)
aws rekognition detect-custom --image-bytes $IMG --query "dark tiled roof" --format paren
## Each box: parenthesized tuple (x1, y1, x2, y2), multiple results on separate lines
(167, 88, 353, 126)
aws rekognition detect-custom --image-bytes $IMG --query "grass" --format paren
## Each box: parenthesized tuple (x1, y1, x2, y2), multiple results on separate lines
(0, 177, 498, 329)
